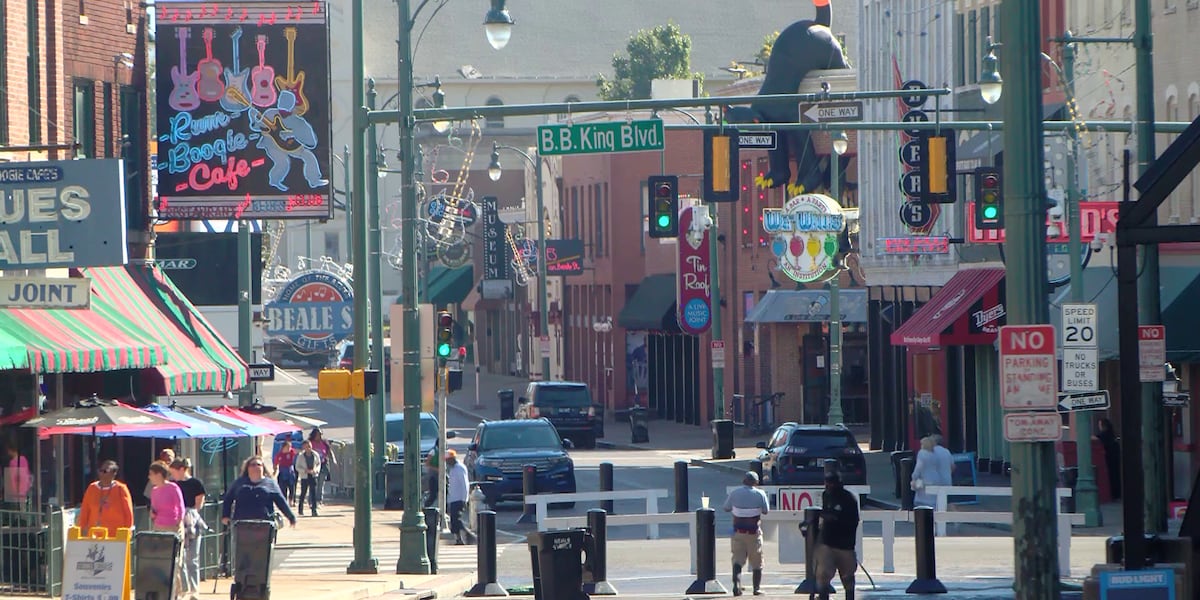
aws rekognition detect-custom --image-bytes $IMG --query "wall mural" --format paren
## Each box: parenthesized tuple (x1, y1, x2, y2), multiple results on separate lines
(155, 1, 331, 221)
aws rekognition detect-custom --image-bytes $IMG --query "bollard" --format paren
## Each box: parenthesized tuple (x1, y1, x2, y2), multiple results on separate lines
(685, 508, 727, 595)
(583, 509, 617, 595)
(906, 507, 947, 594)
(793, 507, 834, 595)
(464, 511, 508, 597)
(423, 507, 440, 574)
(750, 459, 764, 486)
(518, 464, 538, 525)
(899, 457, 916, 511)
(600, 462, 615, 514)
(674, 461, 689, 513)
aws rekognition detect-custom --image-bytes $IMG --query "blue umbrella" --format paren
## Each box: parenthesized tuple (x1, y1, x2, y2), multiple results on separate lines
(116, 403, 242, 439)
(189, 406, 276, 437)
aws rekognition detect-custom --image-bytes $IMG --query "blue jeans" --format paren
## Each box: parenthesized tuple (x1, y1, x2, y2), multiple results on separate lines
(182, 528, 202, 594)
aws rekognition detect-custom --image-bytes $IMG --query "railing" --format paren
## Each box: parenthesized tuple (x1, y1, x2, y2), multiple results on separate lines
(527, 489, 668, 538)
(0, 506, 67, 596)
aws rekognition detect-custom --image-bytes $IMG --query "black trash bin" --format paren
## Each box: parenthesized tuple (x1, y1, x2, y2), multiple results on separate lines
(231, 520, 276, 600)
(527, 528, 593, 600)
(711, 419, 735, 460)
(628, 405, 649, 444)
(499, 389, 515, 420)
(134, 530, 182, 600)
(383, 461, 405, 510)
(890, 451, 915, 499)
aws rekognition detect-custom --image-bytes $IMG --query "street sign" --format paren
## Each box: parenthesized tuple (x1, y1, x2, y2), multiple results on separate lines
(739, 132, 777, 150)
(901, 110, 929, 136)
(248, 363, 275, 382)
(1061, 347, 1099, 391)
(900, 80, 929, 108)
(537, 119, 664, 156)
(539, 335, 551, 358)
(899, 140, 922, 168)
(898, 202, 934, 229)
(799, 101, 864, 124)
(1056, 390, 1110, 413)
(711, 340, 726, 369)
(1004, 412, 1062, 442)
(1060, 303, 1098, 348)
(1138, 325, 1167, 382)
(1099, 568, 1175, 600)
(1163, 392, 1190, 407)
(999, 324, 1058, 410)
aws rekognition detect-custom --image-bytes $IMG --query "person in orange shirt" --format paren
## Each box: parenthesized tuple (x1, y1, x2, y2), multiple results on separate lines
(76, 460, 135, 536)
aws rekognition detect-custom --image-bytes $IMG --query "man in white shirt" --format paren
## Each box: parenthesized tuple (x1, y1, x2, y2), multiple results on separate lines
(445, 450, 473, 544)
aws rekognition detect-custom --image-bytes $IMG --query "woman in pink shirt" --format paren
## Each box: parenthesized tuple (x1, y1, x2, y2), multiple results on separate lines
(3, 442, 31, 509)
(148, 461, 186, 599)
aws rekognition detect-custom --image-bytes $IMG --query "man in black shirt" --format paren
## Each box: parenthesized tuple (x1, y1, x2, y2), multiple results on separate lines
(814, 469, 858, 600)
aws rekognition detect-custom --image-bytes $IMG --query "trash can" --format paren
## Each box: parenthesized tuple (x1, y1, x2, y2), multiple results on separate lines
(499, 389, 515, 420)
(383, 461, 405, 510)
(231, 520, 276, 600)
(629, 405, 649, 444)
(711, 419, 735, 460)
(527, 529, 593, 600)
(890, 450, 915, 499)
(134, 530, 182, 600)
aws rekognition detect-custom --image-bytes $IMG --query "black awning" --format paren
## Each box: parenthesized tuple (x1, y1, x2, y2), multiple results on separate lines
(617, 274, 680, 332)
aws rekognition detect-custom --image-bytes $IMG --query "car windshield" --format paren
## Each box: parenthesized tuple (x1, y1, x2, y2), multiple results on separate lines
(479, 425, 562, 451)
(535, 386, 591, 408)
(340, 344, 354, 360)
(385, 417, 439, 443)
(787, 431, 854, 452)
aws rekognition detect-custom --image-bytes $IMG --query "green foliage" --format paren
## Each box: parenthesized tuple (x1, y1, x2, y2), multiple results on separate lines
(757, 32, 779, 72)
(597, 23, 703, 101)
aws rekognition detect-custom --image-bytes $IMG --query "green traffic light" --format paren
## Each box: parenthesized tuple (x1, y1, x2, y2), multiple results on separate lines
(437, 343, 451, 357)
(982, 205, 999, 219)
(657, 214, 671, 228)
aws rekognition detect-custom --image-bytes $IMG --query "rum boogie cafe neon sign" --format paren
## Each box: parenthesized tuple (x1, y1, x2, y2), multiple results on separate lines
(0, 159, 128, 268)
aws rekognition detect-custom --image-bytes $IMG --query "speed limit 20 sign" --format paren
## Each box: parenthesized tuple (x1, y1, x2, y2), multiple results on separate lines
(1060, 303, 1097, 347)
(1060, 303, 1098, 392)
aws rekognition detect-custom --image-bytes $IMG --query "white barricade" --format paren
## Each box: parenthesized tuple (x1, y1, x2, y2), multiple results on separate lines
(527, 489, 669, 538)
(924, 485, 1073, 536)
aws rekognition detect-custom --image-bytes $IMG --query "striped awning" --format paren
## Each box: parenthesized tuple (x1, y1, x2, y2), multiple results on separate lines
(0, 275, 167, 373)
(82, 265, 248, 395)
(0, 329, 28, 370)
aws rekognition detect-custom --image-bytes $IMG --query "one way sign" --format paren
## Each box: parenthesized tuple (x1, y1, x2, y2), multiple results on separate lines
(248, 363, 276, 382)
(1056, 390, 1110, 413)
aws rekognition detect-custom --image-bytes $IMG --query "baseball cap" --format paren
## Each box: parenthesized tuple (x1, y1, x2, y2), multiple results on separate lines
(445, 449, 457, 459)
(743, 471, 759, 484)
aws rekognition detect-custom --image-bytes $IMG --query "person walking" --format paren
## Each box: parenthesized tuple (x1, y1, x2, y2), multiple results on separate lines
(145, 448, 177, 501)
(221, 456, 296, 526)
(1095, 418, 1121, 500)
(170, 458, 207, 600)
(148, 461, 187, 600)
(3, 442, 31, 512)
(445, 450, 473, 544)
(812, 468, 860, 600)
(295, 441, 322, 517)
(722, 471, 769, 596)
(307, 428, 335, 507)
(911, 436, 952, 509)
(273, 441, 298, 505)
(76, 460, 134, 536)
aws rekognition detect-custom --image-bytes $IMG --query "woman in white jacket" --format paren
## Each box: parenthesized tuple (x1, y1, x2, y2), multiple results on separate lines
(295, 440, 323, 517)
(911, 435, 953, 508)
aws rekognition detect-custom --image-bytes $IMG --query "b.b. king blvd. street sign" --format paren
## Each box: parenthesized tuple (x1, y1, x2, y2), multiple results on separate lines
(537, 119, 664, 155)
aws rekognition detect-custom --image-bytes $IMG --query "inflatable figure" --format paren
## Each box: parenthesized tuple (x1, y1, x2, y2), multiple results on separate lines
(726, 0, 851, 195)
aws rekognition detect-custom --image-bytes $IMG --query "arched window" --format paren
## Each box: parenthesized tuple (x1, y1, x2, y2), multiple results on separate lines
(485, 96, 504, 128)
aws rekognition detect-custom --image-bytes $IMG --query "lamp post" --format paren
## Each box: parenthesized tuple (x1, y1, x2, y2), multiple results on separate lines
(373, 0, 513, 575)
(366, 80, 388, 504)
(488, 142, 551, 382)
(827, 130, 847, 426)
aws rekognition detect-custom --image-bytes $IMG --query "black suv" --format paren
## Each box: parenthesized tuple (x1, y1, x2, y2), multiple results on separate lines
(755, 423, 866, 486)
(515, 382, 602, 449)
(465, 418, 577, 507)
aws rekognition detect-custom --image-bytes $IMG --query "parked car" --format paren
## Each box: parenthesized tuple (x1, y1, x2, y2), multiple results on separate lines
(515, 381, 603, 449)
(384, 411, 454, 460)
(332, 340, 391, 370)
(755, 423, 867, 486)
(264, 338, 332, 369)
(465, 418, 576, 508)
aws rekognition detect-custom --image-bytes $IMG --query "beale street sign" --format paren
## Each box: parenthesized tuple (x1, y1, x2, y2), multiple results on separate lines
(537, 119, 664, 156)
(676, 206, 712, 335)
(264, 269, 353, 352)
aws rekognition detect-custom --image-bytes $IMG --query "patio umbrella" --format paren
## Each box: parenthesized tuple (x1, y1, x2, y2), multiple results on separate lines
(239, 402, 327, 429)
(22, 395, 185, 470)
(116, 403, 242, 439)
(211, 406, 301, 436)
(186, 407, 276, 437)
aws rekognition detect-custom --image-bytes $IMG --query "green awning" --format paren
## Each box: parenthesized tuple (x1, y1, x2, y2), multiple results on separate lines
(425, 266, 474, 306)
(617, 274, 680, 332)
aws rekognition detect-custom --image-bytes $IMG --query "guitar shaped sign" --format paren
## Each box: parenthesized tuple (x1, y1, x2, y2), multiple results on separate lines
(250, 34, 277, 108)
(168, 28, 200, 111)
(275, 27, 308, 116)
(220, 26, 251, 113)
(196, 27, 224, 102)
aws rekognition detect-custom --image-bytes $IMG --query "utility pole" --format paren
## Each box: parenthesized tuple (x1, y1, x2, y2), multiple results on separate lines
(536, 154, 551, 382)
(237, 220, 252, 408)
(708, 202, 723, 421)
(999, 0, 1059, 596)
(1134, 0, 1166, 537)
(827, 133, 844, 426)
(367, 80, 387, 504)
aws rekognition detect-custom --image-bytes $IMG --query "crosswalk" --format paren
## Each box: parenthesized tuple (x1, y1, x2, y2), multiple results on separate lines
(272, 540, 511, 573)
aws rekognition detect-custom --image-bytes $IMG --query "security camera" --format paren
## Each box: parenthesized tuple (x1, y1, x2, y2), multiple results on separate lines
(1089, 234, 1106, 253)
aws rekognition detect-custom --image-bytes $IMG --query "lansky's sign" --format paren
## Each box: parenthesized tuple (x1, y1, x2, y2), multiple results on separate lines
(0, 159, 128, 269)
(265, 269, 353, 352)
(763, 193, 846, 283)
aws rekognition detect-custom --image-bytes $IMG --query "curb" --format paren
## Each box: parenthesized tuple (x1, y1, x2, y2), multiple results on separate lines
(447, 402, 490, 423)
(689, 457, 751, 476)
(394, 572, 477, 600)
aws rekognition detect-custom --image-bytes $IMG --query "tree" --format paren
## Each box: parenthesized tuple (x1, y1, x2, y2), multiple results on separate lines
(597, 23, 703, 101)
(756, 32, 779, 73)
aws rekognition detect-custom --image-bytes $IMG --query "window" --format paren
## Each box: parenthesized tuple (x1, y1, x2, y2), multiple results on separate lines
(600, 182, 609, 257)
(73, 79, 96, 158)
(26, 0, 38, 144)
(119, 85, 143, 229)
(485, 96, 504, 128)
(103, 83, 113, 157)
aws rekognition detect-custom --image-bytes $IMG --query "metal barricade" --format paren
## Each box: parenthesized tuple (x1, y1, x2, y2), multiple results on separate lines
(0, 506, 67, 596)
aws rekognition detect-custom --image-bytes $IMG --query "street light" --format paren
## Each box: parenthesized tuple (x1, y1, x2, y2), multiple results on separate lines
(979, 36, 1003, 105)
(483, 0, 514, 50)
(831, 130, 849, 157)
(827, 130, 847, 426)
(489, 141, 551, 381)
(430, 79, 451, 133)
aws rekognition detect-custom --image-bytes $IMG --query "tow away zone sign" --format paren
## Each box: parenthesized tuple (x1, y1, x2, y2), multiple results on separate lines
(1004, 412, 1062, 442)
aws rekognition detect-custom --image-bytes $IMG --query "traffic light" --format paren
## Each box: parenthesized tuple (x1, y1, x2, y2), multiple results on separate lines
(918, 129, 957, 203)
(703, 129, 739, 202)
(648, 175, 679, 238)
(436, 310, 454, 360)
(974, 167, 1003, 230)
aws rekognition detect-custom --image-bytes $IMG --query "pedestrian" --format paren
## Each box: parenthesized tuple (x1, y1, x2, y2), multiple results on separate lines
(221, 456, 296, 527)
(148, 461, 186, 600)
(910, 436, 952, 508)
(308, 428, 335, 507)
(444, 450, 473, 544)
(145, 448, 177, 502)
(170, 458, 207, 600)
(1095, 417, 1121, 500)
(295, 441, 322, 517)
(273, 440, 298, 505)
(424, 443, 440, 507)
(2, 441, 31, 511)
(76, 460, 134, 536)
(722, 471, 769, 596)
(813, 468, 859, 600)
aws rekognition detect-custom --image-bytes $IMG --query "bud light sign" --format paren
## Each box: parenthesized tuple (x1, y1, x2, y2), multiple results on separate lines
(265, 270, 353, 352)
